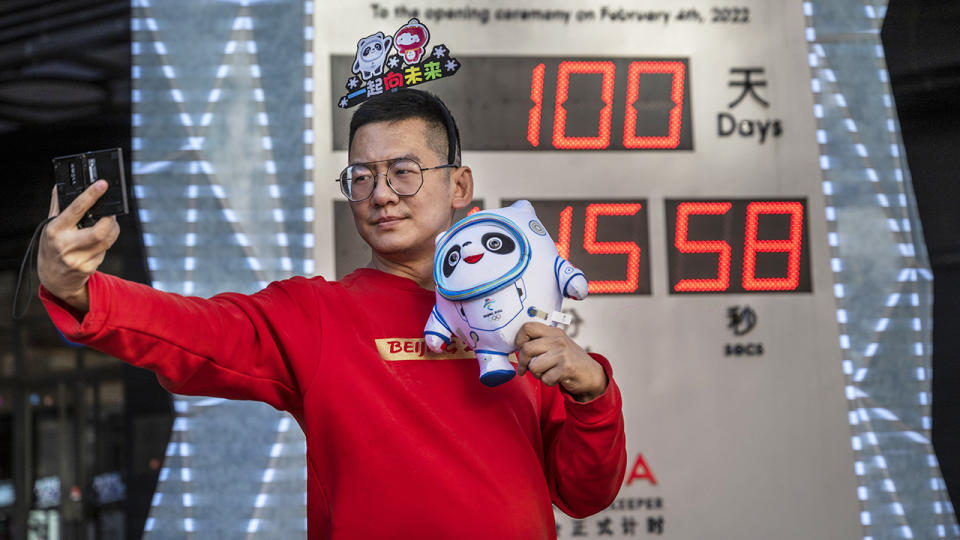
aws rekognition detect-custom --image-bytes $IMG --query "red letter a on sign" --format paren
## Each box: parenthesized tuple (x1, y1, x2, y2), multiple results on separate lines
(626, 453, 658, 486)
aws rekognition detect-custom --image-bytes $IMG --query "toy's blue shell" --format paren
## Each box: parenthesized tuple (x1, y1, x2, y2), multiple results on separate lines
(433, 214, 531, 301)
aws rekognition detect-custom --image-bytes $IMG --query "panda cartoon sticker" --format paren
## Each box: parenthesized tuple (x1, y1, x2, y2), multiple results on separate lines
(393, 18, 429, 65)
(424, 201, 589, 387)
(352, 32, 392, 81)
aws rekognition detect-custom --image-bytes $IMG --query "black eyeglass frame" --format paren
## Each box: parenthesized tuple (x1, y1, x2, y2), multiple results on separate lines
(336, 158, 459, 202)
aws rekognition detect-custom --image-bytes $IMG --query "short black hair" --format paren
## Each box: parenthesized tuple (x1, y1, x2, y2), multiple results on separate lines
(348, 89, 462, 165)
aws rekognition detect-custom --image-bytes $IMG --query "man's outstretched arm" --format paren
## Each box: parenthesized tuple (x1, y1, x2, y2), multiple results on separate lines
(37, 181, 317, 413)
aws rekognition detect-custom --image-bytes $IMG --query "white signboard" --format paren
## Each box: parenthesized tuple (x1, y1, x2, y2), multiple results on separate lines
(312, 1, 860, 537)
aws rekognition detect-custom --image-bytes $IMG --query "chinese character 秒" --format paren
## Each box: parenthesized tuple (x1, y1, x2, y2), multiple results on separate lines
(727, 305, 757, 336)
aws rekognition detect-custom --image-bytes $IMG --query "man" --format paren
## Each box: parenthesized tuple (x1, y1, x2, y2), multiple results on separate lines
(38, 89, 626, 538)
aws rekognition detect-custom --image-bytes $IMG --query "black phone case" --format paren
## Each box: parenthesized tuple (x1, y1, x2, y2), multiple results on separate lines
(52, 148, 128, 228)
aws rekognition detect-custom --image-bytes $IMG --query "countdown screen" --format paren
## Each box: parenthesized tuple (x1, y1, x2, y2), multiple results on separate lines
(332, 56, 693, 151)
(313, 2, 860, 538)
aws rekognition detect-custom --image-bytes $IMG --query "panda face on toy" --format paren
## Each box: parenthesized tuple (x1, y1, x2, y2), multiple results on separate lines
(440, 222, 521, 291)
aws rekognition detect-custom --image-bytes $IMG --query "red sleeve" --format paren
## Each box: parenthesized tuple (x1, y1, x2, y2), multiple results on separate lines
(39, 272, 320, 414)
(540, 353, 627, 518)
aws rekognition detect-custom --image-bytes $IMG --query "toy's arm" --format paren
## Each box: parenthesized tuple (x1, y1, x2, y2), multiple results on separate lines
(424, 305, 454, 353)
(554, 257, 589, 300)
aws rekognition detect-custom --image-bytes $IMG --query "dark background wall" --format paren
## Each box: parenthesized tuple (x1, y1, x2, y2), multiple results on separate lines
(882, 0, 960, 506)
(0, 1, 171, 538)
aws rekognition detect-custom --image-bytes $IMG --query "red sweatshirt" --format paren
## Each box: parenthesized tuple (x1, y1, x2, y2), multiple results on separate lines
(41, 268, 626, 539)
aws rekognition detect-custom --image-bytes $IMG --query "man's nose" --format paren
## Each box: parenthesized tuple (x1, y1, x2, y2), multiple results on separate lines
(369, 171, 398, 206)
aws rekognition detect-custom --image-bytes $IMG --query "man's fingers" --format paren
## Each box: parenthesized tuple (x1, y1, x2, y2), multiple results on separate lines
(73, 249, 109, 276)
(89, 215, 120, 248)
(514, 321, 555, 348)
(516, 338, 553, 376)
(43, 216, 119, 278)
(57, 215, 119, 256)
(539, 365, 569, 387)
(48, 185, 59, 218)
(527, 351, 562, 381)
(515, 323, 567, 376)
(55, 180, 108, 229)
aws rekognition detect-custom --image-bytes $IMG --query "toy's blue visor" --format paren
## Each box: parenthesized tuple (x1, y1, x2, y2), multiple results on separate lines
(433, 214, 531, 301)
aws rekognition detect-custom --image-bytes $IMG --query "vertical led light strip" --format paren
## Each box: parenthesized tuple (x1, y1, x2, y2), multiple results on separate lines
(804, 1, 958, 538)
(131, 0, 312, 297)
(132, 0, 312, 536)
(143, 399, 196, 536)
(303, 0, 315, 277)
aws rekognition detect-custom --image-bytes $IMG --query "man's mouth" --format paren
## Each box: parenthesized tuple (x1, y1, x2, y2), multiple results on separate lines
(374, 216, 404, 225)
(464, 254, 483, 264)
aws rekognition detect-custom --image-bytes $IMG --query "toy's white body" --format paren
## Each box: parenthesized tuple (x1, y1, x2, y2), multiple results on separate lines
(424, 200, 588, 386)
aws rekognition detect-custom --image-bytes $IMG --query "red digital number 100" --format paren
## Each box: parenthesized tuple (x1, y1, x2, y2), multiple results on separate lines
(527, 60, 686, 150)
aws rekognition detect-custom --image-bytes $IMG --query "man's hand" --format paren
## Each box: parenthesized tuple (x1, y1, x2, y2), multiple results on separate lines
(515, 322, 608, 402)
(38, 180, 120, 313)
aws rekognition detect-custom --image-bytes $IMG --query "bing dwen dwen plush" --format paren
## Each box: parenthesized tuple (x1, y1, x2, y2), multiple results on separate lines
(424, 200, 589, 386)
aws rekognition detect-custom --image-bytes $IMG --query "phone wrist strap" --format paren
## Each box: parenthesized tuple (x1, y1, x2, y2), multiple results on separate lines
(12, 216, 56, 320)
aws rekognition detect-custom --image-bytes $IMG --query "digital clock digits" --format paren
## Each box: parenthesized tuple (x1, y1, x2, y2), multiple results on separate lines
(666, 198, 812, 294)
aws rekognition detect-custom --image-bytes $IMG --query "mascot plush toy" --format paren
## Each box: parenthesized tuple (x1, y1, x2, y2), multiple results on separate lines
(424, 200, 589, 387)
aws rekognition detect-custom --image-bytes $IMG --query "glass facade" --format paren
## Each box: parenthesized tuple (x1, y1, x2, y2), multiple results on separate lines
(130, 0, 313, 537)
(805, 1, 958, 537)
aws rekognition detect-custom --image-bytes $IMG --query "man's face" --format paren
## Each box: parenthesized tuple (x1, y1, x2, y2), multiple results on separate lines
(347, 117, 471, 263)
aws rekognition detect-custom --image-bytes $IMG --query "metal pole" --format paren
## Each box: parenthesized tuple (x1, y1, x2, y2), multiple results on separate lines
(93, 381, 102, 539)
(57, 381, 70, 540)
(11, 318, 32, 540)
(74, 348, 88, 538)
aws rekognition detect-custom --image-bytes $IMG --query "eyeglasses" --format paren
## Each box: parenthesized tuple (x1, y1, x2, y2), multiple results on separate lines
(336, 158, 458, 202)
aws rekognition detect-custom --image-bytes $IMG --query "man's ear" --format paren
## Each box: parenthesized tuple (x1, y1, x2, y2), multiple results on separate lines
(450, 166, 474, 210)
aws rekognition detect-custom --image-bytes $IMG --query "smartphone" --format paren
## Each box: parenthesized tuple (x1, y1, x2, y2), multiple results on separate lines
(52, 148, 128, 228)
